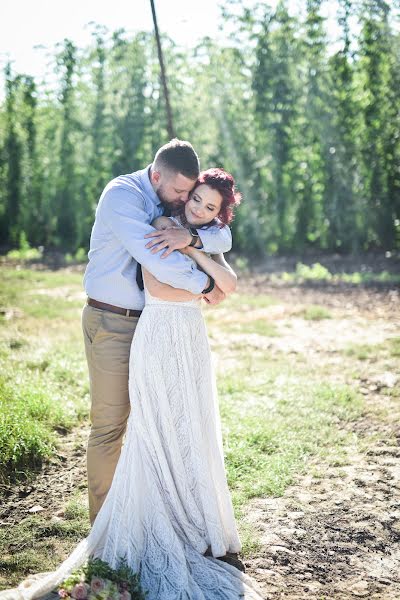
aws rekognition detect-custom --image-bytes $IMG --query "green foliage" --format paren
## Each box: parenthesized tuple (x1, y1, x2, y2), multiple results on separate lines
(295, 262, 332, 281)
(6, 231, 43, 261)
(65, 247, 88, 265)
(83, 558, 146, 599)
(279, 261, 332, 282)
(0, 3, 399, 253)
(58, 557, 146, 600)
(278, 262, 400, 285)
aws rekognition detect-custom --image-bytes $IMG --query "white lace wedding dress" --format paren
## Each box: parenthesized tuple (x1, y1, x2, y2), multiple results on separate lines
(10, 288, 264, 600)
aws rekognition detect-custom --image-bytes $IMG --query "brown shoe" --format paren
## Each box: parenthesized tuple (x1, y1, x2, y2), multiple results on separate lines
(216, 552, 246, 573)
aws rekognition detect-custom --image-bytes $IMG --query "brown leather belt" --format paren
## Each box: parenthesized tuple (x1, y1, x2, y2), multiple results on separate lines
(87, 298, 142, 318)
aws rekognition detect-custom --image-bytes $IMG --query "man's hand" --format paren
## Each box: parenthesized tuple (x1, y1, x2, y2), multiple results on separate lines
(144, 227, 192, 258)
(203, 285, 226, 306)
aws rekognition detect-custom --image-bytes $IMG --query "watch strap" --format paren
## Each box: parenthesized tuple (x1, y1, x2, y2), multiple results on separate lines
(202, 276, 215, 295)
(189, 227, 199, 247)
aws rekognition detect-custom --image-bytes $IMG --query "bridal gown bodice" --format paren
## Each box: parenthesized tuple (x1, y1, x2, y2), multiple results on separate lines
(144, 282, 201, 307)
(11, 285, 265, 600)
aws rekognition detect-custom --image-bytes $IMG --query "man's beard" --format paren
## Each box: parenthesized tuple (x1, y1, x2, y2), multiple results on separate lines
(155, 183, 170, 205)
(156, 184, 186, 216)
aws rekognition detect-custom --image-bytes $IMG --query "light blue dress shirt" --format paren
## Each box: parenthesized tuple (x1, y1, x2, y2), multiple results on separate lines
(83, 166, 232, 310)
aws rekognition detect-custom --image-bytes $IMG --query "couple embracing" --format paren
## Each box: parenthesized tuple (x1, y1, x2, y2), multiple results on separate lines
(13, 139, 264, 599)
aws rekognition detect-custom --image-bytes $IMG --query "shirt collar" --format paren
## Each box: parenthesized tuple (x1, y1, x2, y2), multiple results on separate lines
(138, 164, 161, 206)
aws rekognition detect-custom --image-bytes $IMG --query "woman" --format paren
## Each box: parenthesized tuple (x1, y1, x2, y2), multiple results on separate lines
(15, 169, 264, 600)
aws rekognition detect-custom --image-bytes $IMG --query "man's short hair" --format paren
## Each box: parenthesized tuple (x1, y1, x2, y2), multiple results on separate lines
(153, 138, 200, 180)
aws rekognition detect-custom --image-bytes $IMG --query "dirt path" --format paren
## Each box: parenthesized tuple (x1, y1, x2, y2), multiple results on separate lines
(1, 278, 399, 599)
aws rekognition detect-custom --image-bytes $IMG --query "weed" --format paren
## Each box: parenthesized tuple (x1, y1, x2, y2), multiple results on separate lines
(300, 305, 332, 320)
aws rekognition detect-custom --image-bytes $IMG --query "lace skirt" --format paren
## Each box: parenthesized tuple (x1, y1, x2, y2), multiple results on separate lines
(14, 301, 264, 600)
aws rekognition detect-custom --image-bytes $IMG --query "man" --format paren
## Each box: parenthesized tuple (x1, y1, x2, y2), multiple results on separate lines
(83, 139, 232, 524)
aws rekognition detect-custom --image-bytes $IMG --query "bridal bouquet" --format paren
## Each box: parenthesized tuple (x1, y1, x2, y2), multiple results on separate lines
(58, 557, 146, 600)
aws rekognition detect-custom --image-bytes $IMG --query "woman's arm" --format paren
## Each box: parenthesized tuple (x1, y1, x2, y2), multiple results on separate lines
(152, 216, 175, 230)
(182, 249, 237, 295)
(142, 267, 202, 302)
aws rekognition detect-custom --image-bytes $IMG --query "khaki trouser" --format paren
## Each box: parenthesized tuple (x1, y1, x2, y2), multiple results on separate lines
(82, 303, 139, 524)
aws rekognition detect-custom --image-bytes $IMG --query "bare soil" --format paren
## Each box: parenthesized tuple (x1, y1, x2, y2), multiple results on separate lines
(244, 368, 400, 599)
(242, 279, 400, 599)
(0, 427, 89, 529)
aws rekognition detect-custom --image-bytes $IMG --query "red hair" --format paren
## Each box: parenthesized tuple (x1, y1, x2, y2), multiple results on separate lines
(173, 168, 242, 228)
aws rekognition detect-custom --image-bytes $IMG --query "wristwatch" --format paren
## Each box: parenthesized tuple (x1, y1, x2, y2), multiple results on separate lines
(202, 276, 215, 295)
(189, 227, 199, 247)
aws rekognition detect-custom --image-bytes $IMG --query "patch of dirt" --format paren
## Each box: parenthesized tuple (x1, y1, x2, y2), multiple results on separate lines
(244, 404, 400, 599)
(0, 427, 89, 528)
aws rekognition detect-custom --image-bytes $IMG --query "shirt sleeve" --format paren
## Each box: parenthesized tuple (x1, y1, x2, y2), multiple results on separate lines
(100, 186, 208, 294)
(197, 223, 232, 254)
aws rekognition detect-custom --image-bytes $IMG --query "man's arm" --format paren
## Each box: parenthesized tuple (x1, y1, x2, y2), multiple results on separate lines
(144, 221, 232, 257)
(100, 186, 208, 294)
(197, 224, 232, 254)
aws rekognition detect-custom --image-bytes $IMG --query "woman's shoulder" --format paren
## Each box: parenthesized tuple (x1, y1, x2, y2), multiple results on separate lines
(152, 216, 176, 230)
(168, 215, 186, 228)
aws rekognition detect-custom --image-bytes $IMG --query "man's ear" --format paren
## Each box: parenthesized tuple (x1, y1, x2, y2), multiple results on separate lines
(151, 170, 161, 185)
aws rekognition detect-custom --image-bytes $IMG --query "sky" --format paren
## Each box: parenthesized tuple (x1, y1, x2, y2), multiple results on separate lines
(0, 0, 224, 82)
(0, 0, 354, 95)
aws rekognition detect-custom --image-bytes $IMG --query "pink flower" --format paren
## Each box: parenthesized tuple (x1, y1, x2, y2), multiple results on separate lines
(71, 583, 89, 600)
(119, 591, 131, 600)
(90, 577, 106, 594)
(58, 590, 69, 599)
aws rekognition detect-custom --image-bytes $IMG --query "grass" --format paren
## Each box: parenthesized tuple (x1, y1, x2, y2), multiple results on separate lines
(0, 264, 372, 588)
(299, 305, 332, 320)
(0, 497, 90, 588)
(204, 291, 279, 337)
(342, 336, 400, 361)
(343, 343, 376, 360)
(221, 292, 277, 310)
(0, 267, 88, 482)
(274, 262, 400, 286)
(388, 337, 400, 357)
(0, 375, 63, 478)
(219, 365, 363, 510)
(222, 318, 278, 336)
